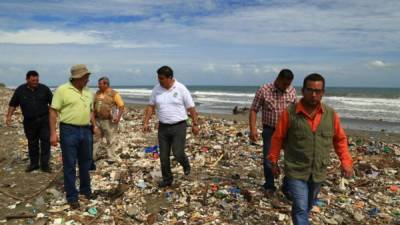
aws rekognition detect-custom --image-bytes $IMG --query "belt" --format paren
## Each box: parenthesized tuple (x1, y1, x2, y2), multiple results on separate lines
(95, 115, 112, 120)
(263, 124, 275, 130)
(60, 122, 91, 129)
(159, 120, 186, 127)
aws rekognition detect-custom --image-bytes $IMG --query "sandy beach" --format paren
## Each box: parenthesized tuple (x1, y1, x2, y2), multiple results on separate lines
(0, 85, 399, 224)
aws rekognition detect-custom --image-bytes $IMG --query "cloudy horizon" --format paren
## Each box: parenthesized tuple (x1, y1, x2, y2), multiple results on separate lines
(0, 0, 399, 87)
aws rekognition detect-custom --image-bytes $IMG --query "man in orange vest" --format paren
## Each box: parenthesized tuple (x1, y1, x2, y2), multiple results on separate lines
(93, 76, 124, 162)
(268, 73, 353, 225)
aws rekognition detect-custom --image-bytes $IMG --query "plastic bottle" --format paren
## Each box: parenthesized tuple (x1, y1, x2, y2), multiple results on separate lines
(112, 108, 119, 121)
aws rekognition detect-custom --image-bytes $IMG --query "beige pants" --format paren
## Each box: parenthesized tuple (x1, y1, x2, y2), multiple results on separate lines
(93, 119, 119, 161)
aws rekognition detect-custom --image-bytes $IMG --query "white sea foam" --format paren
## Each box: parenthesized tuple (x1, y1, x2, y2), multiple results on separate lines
(324, 96, 399, 107)
(193, 91, 254, 98)
(196, 97, 250, 105)
(115, 88, 152, 95)
(114, 87, 400, 123)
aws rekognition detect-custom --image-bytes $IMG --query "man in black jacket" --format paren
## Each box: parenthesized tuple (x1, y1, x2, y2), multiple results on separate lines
(5, 71, 53, 172)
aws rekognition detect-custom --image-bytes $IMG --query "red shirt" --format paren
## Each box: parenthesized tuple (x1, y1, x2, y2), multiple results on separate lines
(250, 83, 296, 127)
(268, 100, 353, 170)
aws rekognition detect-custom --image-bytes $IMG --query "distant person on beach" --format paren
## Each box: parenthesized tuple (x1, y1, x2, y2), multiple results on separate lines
(143, 65, 199, 188)
(93, 76, 124, 162)
(233, 106, 249, 115)
(5, 70, 53, 173)
(268, 73, 353, 225)
(249, 69, 296, 195)
(49, 64, 98, 209)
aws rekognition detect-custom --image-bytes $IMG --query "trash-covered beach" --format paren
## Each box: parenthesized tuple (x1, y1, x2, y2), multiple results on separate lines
(0, 85, 399, 225)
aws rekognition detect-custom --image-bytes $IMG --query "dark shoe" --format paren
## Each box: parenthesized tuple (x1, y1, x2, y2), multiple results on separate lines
(281, 185, 292, 201)
(83, 193, 97, 200)
(264, 189, 276, 198)
(68, 201, 80, 210)
(184, 166, 191, 176)
(41, 165, 52, 173)
(25, 164, 39, 172)
(158, 180, 172, 188)
(89, 162, 96, 171)
(261, 185, 276, 198)
(262, 183, 277, 192)
(271, 198, 286, 209)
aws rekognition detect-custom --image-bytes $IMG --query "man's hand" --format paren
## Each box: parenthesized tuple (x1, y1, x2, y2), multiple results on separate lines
(5, 115, 11, 126)
(249, 129, 259, 142)
(5, 107, 16, 127)
(271, 162, 280, 178)
(50, 132, 58, 147)
(143, 105, 154, 133)
(249, 110, 259, 142)
(342, 166, 354, 178)
(93, 125, 101, 136)
(143, 122, 151, 133)
(192, 125, 200, 136)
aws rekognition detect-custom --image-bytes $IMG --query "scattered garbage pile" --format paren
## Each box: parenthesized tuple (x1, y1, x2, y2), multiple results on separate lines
(0, 86, 399, 225)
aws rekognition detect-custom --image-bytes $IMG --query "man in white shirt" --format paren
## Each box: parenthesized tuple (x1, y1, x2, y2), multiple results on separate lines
(143, 65, 199, 188)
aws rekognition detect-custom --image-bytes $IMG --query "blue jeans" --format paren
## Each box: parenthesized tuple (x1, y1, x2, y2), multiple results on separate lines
(262, 126, 275, 190)
(286, 177, 322, 225)
(60, 123, 92, 203)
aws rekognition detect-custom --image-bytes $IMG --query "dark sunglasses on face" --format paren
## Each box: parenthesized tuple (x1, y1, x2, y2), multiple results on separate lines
(305, 87, 324, 94)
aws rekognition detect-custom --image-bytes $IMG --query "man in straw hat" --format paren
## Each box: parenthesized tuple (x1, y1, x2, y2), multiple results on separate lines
(49, 64, 99, 209)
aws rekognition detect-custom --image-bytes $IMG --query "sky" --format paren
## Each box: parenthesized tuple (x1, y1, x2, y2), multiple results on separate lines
(0, 0, 399, 87)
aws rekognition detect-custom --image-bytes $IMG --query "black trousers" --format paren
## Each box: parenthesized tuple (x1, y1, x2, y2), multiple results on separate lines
(158, 121, 190, 182)
(23, 115, 51, 167)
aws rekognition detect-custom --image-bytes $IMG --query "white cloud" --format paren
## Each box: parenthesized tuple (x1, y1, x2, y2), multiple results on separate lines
(127, 68, 142, 75)
(368, 60, 387, 68)
(203, 64, 216, 72)
(110, 41, 178, 49)
(8, 66, 22, 72)
(263, 66, 281, 74)
(0, 1, 399, 87)
(231, 64, 243, 75)
(90, 64, 102, 74)
(0, 29, 104, 45)
(191, 1, 400, 52)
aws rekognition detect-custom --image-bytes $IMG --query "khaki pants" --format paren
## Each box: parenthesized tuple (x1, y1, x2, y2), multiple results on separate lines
(93, 119, 119, 161)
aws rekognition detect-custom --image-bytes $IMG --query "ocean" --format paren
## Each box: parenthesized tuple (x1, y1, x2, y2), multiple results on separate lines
(110, 85, 400, 133)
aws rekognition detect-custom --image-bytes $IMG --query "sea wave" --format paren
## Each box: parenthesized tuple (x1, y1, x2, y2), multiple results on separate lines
(115, 88, 152, 95)
(193, 91, 254, 98)
(196, 97, 250, 105)
(324, 96, 399, 107)
(113, 87, 400, 123)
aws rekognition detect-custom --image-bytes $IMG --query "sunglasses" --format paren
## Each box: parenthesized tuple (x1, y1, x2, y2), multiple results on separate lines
(305, 88, 324, 94)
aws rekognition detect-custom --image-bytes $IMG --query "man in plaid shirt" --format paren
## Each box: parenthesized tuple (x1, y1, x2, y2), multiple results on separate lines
(249, 69, 296, 194)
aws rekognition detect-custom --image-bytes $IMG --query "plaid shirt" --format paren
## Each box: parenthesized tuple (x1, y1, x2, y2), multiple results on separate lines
(250, 82, 296, 127)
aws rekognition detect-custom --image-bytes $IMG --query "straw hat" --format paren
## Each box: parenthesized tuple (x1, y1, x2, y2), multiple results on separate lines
(70, 64, 91, 79)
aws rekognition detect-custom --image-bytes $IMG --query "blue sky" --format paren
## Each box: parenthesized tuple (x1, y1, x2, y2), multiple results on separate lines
(0, 0, 399, 87)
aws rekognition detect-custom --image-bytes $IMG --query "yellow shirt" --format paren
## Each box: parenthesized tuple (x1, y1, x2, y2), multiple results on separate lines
(51, 82, 93, 125)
